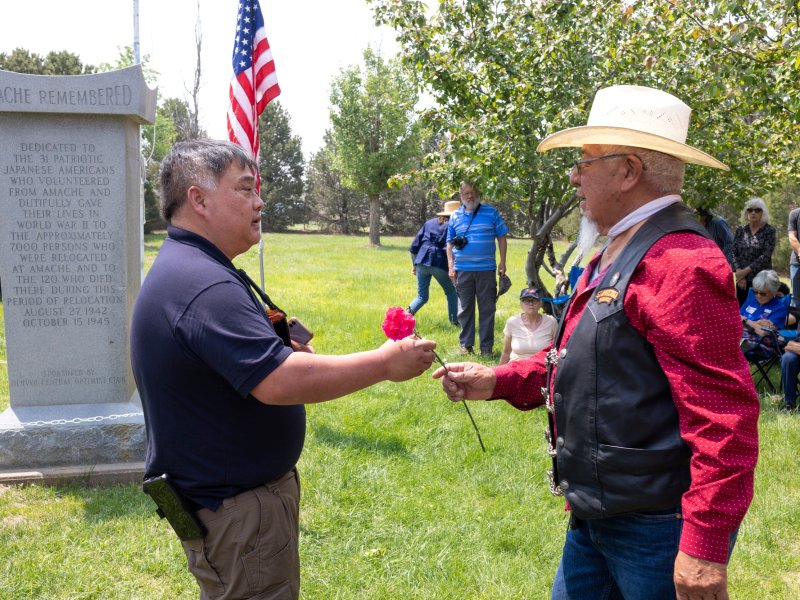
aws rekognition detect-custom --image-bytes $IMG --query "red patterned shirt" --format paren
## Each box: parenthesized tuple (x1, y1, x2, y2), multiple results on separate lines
(492, 232, 759, 564)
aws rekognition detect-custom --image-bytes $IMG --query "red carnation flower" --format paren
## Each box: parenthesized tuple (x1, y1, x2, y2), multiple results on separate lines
(382, 306, 417, 340)
(380, 305, 485, 452)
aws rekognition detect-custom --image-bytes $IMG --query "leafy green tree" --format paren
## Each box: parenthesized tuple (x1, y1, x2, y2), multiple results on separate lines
(305, 132, 369, 234)
(767, 184, 800, 274)
(0, 48, 94, 75)
(373, 0, 800, 294)
(258, 101, 305, 231)
(329, 47, 422, 246)
(96, 46, 158, 84)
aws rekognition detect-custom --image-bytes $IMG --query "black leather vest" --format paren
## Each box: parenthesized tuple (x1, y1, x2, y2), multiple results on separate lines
(549, 203, 709, 519)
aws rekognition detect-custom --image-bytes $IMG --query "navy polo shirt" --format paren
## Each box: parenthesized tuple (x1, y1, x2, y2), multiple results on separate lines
(130, 226, 304, 510)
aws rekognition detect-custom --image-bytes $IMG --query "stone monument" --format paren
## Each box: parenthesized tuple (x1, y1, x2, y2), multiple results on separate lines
(0, 66, 156, 483)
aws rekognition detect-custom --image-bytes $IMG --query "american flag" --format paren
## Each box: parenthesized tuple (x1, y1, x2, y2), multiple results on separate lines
(227, 0, 281, 165)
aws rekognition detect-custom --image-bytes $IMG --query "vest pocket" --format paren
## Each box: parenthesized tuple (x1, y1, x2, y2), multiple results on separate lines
(597, 443, 688, 475)
(596, 443, 690, 514)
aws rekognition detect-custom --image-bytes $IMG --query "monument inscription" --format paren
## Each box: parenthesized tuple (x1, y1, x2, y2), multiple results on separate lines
(1, 117, 130, 406)
(0, 66, 156, 472)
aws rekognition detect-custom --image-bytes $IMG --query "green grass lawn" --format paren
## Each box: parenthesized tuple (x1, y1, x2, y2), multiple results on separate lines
(1, 233, 799, 599)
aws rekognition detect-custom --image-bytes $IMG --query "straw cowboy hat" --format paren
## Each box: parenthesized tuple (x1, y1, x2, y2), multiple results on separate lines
(437, 200, 461, 217)
(536, 85, 728, 171)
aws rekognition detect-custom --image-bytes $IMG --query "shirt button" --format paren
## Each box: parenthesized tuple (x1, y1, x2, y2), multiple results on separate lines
(560, 480, 569, 490)
(554, 393, 562, 404)
(559, 348, 568, 359)
(556, 437, 564, 448)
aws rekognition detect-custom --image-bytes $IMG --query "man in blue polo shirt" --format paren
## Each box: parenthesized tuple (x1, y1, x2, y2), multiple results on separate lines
(447, 181, 509, 355)
(130, 139, 435, 600)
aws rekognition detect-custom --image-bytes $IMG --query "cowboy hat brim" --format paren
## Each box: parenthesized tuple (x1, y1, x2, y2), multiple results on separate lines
(537, 125, 729, 171)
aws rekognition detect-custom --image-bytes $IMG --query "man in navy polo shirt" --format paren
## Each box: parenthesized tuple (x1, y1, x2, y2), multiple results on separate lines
(447, 181, 509, 355)
(130, 139, 435, 600)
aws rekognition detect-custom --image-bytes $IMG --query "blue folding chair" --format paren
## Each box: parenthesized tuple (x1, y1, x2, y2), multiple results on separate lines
(742, 290, 793, 392)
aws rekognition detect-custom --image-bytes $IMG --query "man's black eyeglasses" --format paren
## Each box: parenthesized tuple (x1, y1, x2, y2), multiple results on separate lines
(572, 153, 646, 174)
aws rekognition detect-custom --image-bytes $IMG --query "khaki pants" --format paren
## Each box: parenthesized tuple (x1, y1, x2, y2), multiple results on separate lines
(182, 469, 300, 600)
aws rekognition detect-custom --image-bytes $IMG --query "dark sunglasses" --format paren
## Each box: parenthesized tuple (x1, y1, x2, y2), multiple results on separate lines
(746, 207, 763, 213)
(754, 290, 771, 296)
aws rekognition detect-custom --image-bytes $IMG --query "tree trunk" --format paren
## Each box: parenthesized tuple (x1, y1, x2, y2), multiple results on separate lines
(368, 194, 381, 246)
(524, 190, 580, 302)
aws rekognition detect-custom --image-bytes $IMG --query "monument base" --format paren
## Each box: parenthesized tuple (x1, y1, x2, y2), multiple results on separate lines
(0, 401, 145, 470)
(0, 462, 145, 486)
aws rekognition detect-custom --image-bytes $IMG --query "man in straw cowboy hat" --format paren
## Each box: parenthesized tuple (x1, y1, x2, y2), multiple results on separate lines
(434, 85, 758, 600)
(406, 200, 461, 325)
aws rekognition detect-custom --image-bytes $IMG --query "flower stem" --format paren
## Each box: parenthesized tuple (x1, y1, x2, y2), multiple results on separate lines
(431, 348, 486, 453)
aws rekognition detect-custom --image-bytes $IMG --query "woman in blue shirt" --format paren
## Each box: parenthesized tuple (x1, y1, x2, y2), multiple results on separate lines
(740, 269, 788, 360)
(407, 201, 460, 325)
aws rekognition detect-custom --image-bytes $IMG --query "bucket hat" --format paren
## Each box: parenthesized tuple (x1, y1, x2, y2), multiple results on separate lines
(437, 200, 461, 217)
(536, 85, 728, 170)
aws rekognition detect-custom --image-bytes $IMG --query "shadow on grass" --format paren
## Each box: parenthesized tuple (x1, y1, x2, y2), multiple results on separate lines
(311, 423, 409, 457)
(51, 483, 153, 523)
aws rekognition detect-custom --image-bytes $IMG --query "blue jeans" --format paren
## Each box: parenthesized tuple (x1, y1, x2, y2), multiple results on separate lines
(408, 264, 458, 324)
(551, 510, 738, 600)
(781, 351, 800, 408)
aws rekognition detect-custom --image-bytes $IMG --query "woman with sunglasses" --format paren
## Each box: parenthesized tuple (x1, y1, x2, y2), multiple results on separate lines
(739, 269, 788, 361)
(498, 287, 557, 365)
(732, 197, 776, 305)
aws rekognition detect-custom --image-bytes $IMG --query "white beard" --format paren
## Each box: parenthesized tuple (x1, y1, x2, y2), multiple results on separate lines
(462, 199, 479, 212)
(575, 215, 600, 261)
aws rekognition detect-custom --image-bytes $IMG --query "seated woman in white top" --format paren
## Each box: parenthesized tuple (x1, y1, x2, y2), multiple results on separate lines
(499, 287, 558, 365)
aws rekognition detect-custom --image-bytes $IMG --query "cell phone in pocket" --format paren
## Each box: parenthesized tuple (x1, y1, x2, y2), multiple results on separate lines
(287, 317, 314, 344)
(142, 474, 207, 541)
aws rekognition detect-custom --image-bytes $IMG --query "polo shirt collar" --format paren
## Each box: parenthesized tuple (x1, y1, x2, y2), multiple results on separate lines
(167, 225, 236, 271)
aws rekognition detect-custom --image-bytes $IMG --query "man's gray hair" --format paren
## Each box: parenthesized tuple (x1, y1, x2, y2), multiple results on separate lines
(459, 180, 480, 195)
(752, 269, 781, 293)
(158, 139, 258, 223)
(741, 197, 769, 224)
(605, 145, 685, 195)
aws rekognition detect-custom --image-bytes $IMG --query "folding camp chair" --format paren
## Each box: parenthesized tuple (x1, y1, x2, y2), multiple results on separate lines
(745, 328, 784, 392)
(542, 265, 585, 320)
(742, 290, 793, 392)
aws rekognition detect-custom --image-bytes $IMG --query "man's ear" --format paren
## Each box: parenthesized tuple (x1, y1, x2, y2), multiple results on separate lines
(186, 185, 207, 215)
(620, 156, 645, 192)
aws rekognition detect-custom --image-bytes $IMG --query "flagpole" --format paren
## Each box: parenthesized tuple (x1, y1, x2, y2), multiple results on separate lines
(258, 238, 265, 292)
(228, 0, 281, 295)
(133, 0, 140, 65)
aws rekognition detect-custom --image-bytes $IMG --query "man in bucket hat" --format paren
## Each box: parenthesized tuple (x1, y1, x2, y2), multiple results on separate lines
(434, 85, 758, 600)
(406, 200, 461, 325)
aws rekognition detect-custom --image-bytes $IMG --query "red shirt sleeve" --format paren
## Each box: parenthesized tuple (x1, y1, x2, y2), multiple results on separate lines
(492, 348, 549, 410)
(625, 233, 760, 563)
